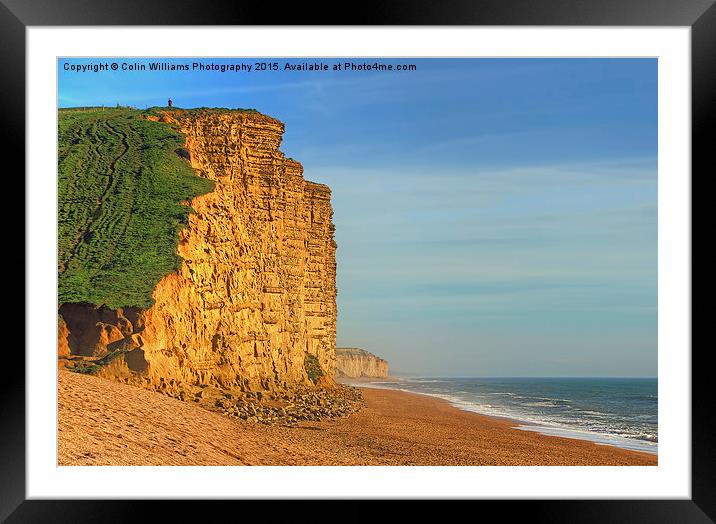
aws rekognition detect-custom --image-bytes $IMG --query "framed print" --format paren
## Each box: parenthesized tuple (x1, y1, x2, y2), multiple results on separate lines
(5, 0, 712, 521)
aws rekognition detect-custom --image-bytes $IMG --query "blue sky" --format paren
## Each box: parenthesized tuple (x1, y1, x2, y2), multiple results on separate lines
(58, 58, 658, 377)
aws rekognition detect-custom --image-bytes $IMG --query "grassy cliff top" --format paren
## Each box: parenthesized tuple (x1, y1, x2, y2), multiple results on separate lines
(336, 348, 387, 361)
(59, 106, 259, 113)
(143, 106, 284, 126)
(58, 107, 214, 309)
(145, 106, 259, 114)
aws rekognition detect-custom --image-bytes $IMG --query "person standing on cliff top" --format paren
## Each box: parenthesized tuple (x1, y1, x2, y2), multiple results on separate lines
(168, 98, 172, 107)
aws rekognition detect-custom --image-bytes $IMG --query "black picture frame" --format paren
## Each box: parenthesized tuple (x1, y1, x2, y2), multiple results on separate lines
(4, 0, 710, 521)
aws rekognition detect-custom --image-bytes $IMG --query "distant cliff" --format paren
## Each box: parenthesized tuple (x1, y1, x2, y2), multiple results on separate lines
(58, 108, 337, 394)
(335, 348, 388, 378)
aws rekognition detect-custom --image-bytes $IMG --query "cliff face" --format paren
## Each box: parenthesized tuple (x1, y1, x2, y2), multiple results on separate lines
(58, 110, 337, 392)
(335, 348, 389, 379)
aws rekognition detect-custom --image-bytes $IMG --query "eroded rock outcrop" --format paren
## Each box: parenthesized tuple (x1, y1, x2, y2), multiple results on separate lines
(58, 109, 337, 393)
(335, 348, 389, 379)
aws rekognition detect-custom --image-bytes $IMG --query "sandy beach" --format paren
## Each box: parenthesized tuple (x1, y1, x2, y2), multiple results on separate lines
(58, 371, 656, 466)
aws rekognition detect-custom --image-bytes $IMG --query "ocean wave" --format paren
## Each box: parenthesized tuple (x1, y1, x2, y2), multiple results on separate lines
(632, 433, 659, 443)
(517, 425, 658, 453)
(486, 392, 517, 396)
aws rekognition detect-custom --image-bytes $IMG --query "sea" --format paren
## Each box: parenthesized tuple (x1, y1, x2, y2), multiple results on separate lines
(355, 377, 658, 454)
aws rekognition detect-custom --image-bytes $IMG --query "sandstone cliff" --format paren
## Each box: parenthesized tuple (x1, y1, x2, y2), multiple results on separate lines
(58, 109, 337, 393)
(335, 348, 389, 379)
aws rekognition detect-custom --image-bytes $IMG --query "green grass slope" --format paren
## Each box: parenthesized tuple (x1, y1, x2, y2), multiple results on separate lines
(58, 108, 214, 309)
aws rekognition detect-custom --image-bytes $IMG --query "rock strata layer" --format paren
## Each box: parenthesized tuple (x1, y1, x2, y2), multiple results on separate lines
(58, 109, 337, 394)
(335, 348, 389, 378)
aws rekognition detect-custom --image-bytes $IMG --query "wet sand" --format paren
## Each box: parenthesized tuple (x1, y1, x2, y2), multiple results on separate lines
(58, 371, 656, 466)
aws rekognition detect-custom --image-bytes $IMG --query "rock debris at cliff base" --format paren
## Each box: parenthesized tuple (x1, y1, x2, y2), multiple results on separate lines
(212, 384, 364, 425)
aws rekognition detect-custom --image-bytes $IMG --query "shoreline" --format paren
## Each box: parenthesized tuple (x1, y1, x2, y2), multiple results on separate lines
(338, 376, 658, 456)
(59, 371, 656, 466)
